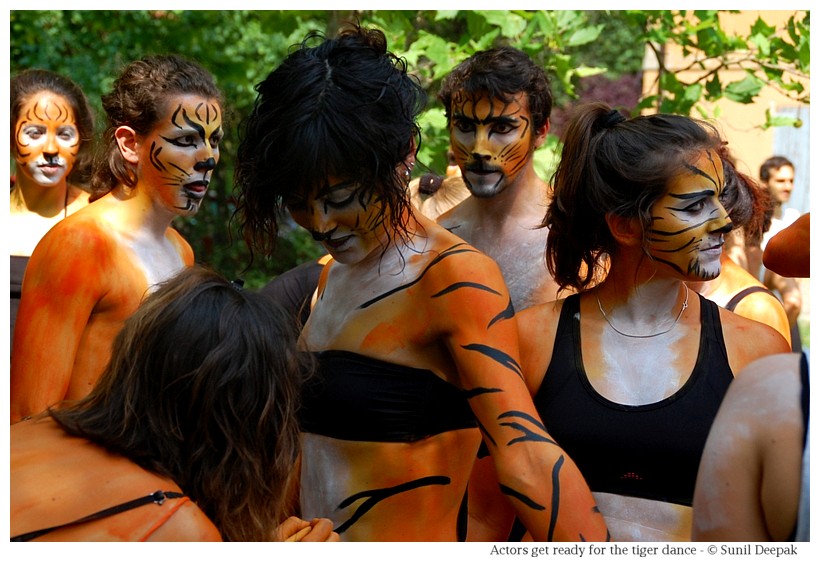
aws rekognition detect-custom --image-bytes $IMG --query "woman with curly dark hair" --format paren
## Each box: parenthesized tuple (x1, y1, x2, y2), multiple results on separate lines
(11, 267, 336, 542)
(234, 24, 608, 542)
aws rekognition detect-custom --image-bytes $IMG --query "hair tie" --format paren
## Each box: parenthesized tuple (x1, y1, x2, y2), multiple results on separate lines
(231, 279, 245, 291)
(601, 109, 626, 129)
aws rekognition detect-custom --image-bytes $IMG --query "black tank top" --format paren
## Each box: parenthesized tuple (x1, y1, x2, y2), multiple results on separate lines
(534, 293, 734, 506)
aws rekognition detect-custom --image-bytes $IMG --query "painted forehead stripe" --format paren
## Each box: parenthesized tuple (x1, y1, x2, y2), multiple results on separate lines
(30, 100, 69, 122)
(193, 102, 221, 125)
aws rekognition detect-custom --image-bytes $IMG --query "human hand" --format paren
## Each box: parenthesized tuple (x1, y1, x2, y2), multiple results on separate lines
(275, 516, 340, 542)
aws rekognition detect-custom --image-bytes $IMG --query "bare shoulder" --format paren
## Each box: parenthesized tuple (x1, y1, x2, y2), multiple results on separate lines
(148, 500, 222, 541)
(435, 197, 472, 232)
(29, 210, 117, 267)
(517, 298, 564, 333)
(718, 307, 792, 371)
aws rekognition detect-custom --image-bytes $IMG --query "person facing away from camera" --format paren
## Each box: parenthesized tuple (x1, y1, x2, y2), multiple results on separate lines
(11, 266, 338, 541)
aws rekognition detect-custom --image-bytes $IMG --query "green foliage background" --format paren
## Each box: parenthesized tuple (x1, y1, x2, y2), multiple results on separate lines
(10, 10, 808, 288)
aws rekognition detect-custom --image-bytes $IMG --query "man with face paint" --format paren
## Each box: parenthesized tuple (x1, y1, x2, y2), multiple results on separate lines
(469, 103, 790, 542)
(437, 47, 566, 312)
(11, 55, 224, 423)
(9, 70, 95, 347)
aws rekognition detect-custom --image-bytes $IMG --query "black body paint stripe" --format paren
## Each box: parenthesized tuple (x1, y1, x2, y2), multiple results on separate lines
(334, 475, 450, 534)
(461, 343, 523, 379)
(488, 298, 515, 329)
(358, 244, 478, 309)
(431, 281, 502, 298)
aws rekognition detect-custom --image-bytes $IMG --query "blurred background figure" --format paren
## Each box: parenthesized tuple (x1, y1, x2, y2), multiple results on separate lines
(9, 69, 95, 347)
(754, 156, 804, 352)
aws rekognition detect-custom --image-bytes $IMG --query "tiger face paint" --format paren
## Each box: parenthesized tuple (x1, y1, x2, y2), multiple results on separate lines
(14, 92, 79, 187)
(449, 91, 540, 198)
(647, 150, 732, 281)
(286, 177, 386, 265)
(137, 94, 222, 217)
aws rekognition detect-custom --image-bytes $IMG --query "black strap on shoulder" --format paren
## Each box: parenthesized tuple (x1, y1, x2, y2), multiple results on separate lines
(800, 352, 810, 449)
(11, 490, 185, 542)
(725, 286, 775, 312)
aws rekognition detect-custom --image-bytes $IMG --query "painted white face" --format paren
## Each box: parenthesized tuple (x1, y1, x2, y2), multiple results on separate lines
(14, 92, 79, 187)
(647, 150, 732, 281)
(136, 94, 223, 217)
(449, 91, 537, 198)
(286, 177, 386, 265)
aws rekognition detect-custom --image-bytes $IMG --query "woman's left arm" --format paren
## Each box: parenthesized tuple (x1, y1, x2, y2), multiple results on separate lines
(432, 247, 608, 542)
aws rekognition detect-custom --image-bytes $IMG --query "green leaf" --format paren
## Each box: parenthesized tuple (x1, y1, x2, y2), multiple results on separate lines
(723, 74, 764, 103)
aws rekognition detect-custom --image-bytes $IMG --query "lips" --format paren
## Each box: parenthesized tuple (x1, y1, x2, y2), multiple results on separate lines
(324, 235, 353, 249)
(183, 181, 209, 199)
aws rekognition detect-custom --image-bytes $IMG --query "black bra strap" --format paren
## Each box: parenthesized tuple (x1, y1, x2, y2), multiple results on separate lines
(725, 286, 775, 312)
(11, 490, 184, 542)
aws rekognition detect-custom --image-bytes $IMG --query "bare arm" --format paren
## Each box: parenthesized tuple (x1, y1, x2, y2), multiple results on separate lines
(435, 250, 607, 541)
(10, 223, 108, 422)
(693, 353, 803, 541)
(763, 213, 809, 278)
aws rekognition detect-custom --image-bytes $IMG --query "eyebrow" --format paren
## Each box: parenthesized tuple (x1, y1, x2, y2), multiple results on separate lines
(453, 112, 520, 126)
(317, 179, 357, 198)
(668, 189, 715, 200)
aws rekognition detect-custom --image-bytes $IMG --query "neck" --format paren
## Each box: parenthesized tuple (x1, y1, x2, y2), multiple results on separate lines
(11, 175, 69, 218)
(103, 184, 179, 239)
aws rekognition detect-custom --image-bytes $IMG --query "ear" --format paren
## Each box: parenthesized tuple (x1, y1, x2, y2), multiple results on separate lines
(605, 211, 643, 247)
(403, 135, 417, 171)
(532, 118, 550, 149)
(114, 126, 140, 165)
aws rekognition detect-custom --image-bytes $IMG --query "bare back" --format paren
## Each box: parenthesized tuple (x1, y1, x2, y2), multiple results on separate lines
(10, 200, 193, 421)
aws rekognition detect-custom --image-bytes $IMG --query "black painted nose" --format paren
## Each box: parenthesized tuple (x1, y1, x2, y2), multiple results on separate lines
(194, 157, 216, 171)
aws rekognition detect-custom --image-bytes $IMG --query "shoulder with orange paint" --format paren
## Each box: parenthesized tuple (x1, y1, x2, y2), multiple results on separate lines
(11, 417, 221, 542)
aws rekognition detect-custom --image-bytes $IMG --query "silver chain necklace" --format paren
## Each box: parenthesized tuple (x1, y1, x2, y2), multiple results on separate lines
(595, 284, 689, 339)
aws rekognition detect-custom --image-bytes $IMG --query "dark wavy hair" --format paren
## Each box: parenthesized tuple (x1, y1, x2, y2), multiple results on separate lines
(717, 145, 772, 246)
(11, 69, 96, 186)
(438, 46, 553, 132)
(234, 24, 426, 259)
(545, 102, 724, 292)
(759, 155, 794, 182)
(49, 267, 313, 541)
(90, 54, 224, 200)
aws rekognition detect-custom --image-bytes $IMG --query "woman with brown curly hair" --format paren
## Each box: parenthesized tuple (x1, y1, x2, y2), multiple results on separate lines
(11, 267, 336, 542)
(12, 55, 224, 422)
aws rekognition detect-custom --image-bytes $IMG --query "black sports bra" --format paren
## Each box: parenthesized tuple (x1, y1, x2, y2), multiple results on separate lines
(299, 350, 477, 442)
(534, 293, 734, 506)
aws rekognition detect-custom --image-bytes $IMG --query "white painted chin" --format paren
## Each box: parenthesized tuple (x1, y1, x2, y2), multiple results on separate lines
(25, 163, 67, 186)
(463, 171, 505, 198)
